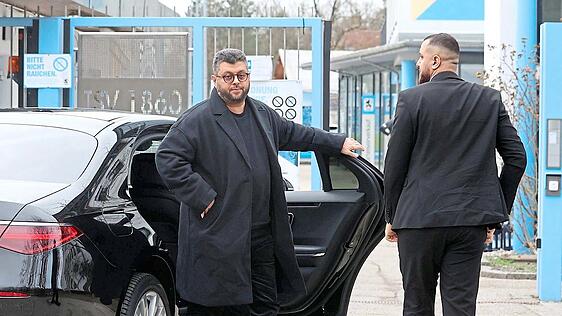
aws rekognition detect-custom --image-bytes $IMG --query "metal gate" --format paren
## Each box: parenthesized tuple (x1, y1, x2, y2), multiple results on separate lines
(77, 32, 188, 116)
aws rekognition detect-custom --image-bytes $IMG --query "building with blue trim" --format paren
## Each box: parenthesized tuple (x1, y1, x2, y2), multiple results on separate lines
(322, 0, 562, 301)
(312, 0, 486, 169)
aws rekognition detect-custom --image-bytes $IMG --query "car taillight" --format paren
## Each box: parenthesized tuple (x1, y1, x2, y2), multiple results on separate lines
(0, 291, 30, 298)
(0, 223, 82, 255)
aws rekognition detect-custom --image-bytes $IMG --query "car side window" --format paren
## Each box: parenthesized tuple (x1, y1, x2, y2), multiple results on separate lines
(128, 137, 166, 191)
(329, 156, 359, 190)
(134, 139, 162, 155)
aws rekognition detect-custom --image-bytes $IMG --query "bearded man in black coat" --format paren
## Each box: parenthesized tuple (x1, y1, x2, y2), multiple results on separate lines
(156, 48, 364, 315)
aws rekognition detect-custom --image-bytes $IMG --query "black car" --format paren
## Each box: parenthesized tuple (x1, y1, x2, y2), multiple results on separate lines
(0, 109, 385, 316)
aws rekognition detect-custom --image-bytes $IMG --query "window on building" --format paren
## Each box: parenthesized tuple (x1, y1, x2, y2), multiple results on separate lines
(460, 63, 484, 84)
(540, 0, 562, 23)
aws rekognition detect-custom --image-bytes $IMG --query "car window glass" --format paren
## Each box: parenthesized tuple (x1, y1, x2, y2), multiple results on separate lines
(135, 139, 162, 154)
(127, 138, 164, 190)
(0, 124, 97, 184)
(329, 156, 359, 190)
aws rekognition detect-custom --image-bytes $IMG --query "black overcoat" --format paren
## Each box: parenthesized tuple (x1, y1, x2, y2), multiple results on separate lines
(155, 89, 345, 306)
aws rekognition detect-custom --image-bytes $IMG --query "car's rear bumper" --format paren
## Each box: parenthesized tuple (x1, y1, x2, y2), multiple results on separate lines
(0, 237, 122, 315)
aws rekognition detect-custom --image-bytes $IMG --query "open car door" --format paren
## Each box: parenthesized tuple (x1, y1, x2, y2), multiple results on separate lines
(281, 153, 385, 316)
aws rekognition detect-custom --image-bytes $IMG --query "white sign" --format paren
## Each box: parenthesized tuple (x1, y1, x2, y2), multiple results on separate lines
(24, 54, 71, 88)
(548, 180, 559, 192)
(361, 95, 377, 163)
(362, 115, 376, 163)
(247, 56, 273, 81)
(250, 80, 303, 189)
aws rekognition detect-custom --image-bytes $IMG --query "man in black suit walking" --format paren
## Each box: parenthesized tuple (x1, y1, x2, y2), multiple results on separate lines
(384, 33, 527, 316)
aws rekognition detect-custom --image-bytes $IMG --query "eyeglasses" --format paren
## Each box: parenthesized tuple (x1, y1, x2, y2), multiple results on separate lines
(215, 72, 250, 84)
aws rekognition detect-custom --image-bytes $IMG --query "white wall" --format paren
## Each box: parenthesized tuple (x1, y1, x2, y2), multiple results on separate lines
(483, 0, 518, 88)
(0, 4, 23, 107)
(386, 0, 485, 44)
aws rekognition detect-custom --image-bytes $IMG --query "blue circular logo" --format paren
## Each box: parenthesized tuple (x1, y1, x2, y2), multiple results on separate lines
(53, 57, 68, 72)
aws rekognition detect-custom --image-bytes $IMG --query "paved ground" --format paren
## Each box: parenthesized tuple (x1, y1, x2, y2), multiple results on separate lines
(348, 241, 562, 316)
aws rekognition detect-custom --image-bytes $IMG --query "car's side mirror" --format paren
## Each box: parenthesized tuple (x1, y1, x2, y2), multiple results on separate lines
(283, 178, 294, 191)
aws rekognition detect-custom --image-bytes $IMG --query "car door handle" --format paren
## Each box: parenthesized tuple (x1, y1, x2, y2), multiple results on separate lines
(294, 245, 326, 257)
(288, 212, 294, 226)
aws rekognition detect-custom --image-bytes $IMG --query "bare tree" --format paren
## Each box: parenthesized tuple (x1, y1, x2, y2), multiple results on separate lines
(478, 41, 539, 254)
(305, 0, 384, 49)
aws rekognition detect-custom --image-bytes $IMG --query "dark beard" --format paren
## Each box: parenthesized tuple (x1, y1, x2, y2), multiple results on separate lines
(419, 70, 431, 84)
(217, 86, 249, 104)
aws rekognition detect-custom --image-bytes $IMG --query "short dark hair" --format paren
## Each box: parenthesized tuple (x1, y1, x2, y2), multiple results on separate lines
(212, 48, 247, 74)
(423, 33, 460, 56)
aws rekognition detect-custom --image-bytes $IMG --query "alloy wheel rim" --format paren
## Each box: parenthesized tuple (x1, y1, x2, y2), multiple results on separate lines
(134, 290, 166, 316)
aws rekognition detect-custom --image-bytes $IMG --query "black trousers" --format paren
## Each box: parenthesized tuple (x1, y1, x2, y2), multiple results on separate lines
(396, 226, 487, 316)
(183, 224, 279, 316)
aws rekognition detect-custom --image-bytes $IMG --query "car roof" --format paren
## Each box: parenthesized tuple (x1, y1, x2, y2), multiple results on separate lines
(0, 108, 176, 136)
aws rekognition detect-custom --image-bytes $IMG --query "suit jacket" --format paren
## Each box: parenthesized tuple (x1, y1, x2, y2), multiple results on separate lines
(384, 71, 527, 229)
(155, 88, 346, 306)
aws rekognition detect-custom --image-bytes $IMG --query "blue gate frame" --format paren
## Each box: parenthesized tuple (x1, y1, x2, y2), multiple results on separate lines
(0, 16, 329, 189)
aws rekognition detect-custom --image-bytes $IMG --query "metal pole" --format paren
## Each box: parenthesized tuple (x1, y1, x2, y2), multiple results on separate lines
(297, 28, 300, 81)
(203, 0, 208, 98)
(283, 28, 286, 79)
(228, 8, 231, 47)
(322, 20, 332, 131)
(193, 23, 205, 103)
(241, 6, 245, 52)
(9, 5, 13, 107)
(255, 27, 258, 55)
(268, 6, 272, 57)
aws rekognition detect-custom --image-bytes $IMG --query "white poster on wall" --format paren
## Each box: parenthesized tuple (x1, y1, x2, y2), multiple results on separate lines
(24, 54, 71, 88)
(250, 80, 303, 189)
(246, 56, 273, 80)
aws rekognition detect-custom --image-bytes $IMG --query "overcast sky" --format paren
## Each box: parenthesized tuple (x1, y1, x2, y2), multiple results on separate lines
(160, 0, 384, 16)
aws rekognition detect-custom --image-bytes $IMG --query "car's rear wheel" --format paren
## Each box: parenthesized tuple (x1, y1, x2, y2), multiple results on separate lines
(120, 273, 171, 316)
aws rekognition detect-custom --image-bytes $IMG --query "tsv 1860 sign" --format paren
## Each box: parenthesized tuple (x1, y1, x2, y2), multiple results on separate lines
(24, 54, 71, 88)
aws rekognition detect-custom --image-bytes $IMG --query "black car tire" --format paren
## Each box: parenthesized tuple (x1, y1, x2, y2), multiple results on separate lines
(120, 273, 171, 316)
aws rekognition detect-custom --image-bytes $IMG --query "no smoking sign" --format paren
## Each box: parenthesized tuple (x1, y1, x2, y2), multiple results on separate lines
(250, 80, 303, 126)
(249, 80, 304, 188)
(271, 95, 298, 120)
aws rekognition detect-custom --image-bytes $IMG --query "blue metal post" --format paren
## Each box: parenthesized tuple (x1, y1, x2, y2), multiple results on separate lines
(400, 60, 416, 90)
(310, 18, 324, 190)
(0, 18, 33, 27)
(512, 0, 537, 254)
(69, 18, 75, 108)
(38, 18, 63, 107)
(192, 23, 205, 104)
(537, 22, 562, 302)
